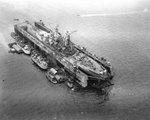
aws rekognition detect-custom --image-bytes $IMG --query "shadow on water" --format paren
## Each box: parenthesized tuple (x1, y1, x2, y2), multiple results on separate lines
(69, 79, 115, 105)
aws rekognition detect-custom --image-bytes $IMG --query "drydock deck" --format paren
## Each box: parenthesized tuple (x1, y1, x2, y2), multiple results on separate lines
(13, 21, 114, 89)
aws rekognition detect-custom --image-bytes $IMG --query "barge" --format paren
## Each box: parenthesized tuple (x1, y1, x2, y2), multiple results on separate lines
(12, 20, 114, 89)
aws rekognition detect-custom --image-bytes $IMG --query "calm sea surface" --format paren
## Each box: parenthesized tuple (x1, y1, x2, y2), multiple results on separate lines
(1, 1, 150, 120)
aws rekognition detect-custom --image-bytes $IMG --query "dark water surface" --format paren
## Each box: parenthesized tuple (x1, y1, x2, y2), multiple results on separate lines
(1, 1, 150, 120)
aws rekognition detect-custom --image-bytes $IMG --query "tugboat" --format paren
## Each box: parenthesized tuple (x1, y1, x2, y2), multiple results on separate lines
(11, 20, 114, 90)
(31, 50, 48, 70)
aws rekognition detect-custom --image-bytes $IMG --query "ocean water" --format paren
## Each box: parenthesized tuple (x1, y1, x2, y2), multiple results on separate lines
(1, 1, 150, 120)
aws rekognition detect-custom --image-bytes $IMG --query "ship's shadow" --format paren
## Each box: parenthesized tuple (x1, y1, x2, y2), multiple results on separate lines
(69, 81, 114, 104)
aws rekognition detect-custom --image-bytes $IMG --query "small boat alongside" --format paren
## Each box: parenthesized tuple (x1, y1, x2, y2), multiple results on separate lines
(46, 67, 66, 84)
(31, 50, 48, 70)
(9, 47, 16, 53)
(12, 44, 23, 54)
(22, 45, 31, 55)
(8, 42, 23, 54)
(11, 32, 31, 55)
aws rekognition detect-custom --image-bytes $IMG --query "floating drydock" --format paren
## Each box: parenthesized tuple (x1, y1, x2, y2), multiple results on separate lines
(13, 20, 114, 89)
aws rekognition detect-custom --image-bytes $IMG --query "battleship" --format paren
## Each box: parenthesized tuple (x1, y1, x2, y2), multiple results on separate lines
(10, 20, 114, 89)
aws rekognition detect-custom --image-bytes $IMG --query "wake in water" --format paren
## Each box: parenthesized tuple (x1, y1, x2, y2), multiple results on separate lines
(79, 9, 149, 17)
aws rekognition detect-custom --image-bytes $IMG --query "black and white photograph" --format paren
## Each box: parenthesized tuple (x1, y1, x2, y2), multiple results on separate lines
(0, 0, 150, 120)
